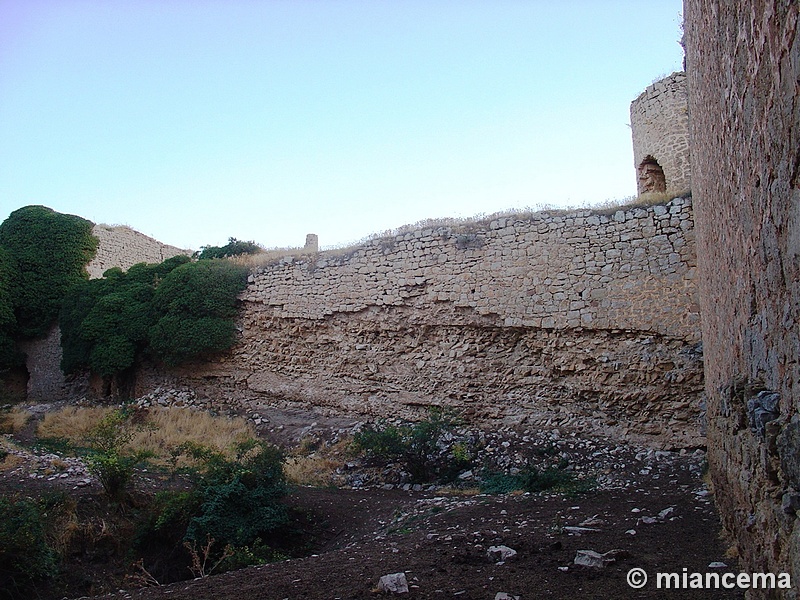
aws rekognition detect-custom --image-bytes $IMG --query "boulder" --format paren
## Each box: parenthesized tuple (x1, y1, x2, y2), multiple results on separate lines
(377, 572, 409, 594)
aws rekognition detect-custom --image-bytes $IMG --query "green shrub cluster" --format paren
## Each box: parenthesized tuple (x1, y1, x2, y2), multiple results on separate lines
(60, 256, 248, 377)
(195, 237, 260, 260)
(139, 439, 290, 579)
(0, 206, 98, 370)
(83, 409, 153, 500)
(148, 259, 248, 366)
(352, 408, 472, 483)
(479, 464, 593, 496)
(0, 496, 58, 599)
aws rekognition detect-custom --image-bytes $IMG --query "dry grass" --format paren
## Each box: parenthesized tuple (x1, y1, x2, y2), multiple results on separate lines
(38, 406, 114, 442)
(284, 436, 351, 487)
(590, 189, 691, 215)
(228, 245, 318, 271)
(0, 454, 25, 471)
(284, 454, 345, 487)
(130, 407, 254, 466)
(0, 407, 31, 434)
(37, 406, 255, 467)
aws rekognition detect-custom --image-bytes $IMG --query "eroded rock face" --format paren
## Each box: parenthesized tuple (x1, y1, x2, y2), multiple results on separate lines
(685, 0, 800, 593)
(136, 198, 703, 449)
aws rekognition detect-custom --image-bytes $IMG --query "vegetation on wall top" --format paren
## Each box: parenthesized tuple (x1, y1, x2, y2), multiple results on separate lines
(195, 238, 261, 261)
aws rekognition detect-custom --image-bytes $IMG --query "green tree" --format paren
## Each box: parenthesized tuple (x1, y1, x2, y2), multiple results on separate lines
(61, 255, 246, 380)
(0, 248, 20, 370)
(195, 237, 260, 260)
(149, 260, 248, 366)
(59, 256, 191, 377)
(0, 206, 98, 339)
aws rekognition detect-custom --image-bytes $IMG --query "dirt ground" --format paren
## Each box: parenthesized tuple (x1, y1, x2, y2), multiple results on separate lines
(1, 403, 744, 600)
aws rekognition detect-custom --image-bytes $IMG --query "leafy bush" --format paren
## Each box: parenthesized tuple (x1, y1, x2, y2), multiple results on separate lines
(185, 439, 288, 548)
(0, 496, 58, 598)
(353, 408, 472, 482)
(83, 409, 152, 500)
(480, 464, 592, 496)
(0, 205, 97, 340)
(60, 255, 246, 378)
(59, 256, 190, 376)
(0, 248, 21, 370)
(195, 238, 260, 260)
(136, 439, 290, 580)
(149, 260, 248, 366)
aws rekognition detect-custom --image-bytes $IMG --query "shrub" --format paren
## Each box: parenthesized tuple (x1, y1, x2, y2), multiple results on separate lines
(0, 496, 58, 598)
(59, 256, 190, 377)
(83, 409, 152, 500)
(136, 439, 290, 580)
(149, 260, 248, 366)
(186, 439, 288, 548)
(0, 205, 97, 340)
(195, 238, 261, 260)
(353, 408, 472, 483)
(480, 465, 592, 496)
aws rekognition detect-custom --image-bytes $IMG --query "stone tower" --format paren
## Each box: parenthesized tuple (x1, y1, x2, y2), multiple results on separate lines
(630, 72, 691, 196)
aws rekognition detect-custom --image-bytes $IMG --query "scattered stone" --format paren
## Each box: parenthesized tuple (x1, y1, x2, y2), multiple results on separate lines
(573, 549, 628, 569)
(658, 507, 676, 520)
(488, 545, 518, 563)
(377, 572, 409, 594)
(708, 562, 728, 569)
(564, 526, 600, 534)
(494, 593, 520, 600)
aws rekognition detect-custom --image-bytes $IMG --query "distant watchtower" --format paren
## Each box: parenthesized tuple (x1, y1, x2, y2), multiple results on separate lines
(630, 72, 691, 196)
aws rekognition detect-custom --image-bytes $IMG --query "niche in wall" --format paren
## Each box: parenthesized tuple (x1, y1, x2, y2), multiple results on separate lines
(638, 156, 667, 194)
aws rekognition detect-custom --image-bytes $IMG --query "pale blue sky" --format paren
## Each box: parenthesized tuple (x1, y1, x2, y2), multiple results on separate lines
(0, 1, 684, 251)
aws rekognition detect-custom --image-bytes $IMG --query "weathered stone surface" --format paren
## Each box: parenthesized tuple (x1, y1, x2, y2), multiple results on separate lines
(86, 224, 189, 279)
(487, 545, 518, 563)
(136, 198, 703, 448)
(630, 72, 691, 196)
(377, 572, 409, 594)
(685, 0, 800, 594)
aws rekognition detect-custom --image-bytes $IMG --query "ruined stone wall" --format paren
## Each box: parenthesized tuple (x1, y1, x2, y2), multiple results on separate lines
(142, 197, 705, 448)
(684, 0, 800, 593)
(86, 224, 189, 279)
(630, 72, 691, 196)
(22, 225, 191, 401)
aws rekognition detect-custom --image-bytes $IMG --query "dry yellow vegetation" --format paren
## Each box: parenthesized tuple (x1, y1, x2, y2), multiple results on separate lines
(0, 407, 31, 434)
(37, 405, 255, 467)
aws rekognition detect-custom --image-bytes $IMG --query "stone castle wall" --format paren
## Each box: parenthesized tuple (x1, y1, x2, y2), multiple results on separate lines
(142, 197, 705, 448)
(22, 225, 191, 401)
(86, 224, 189, 279)
(685, 0, 800, 594)
(630, 72, 691, 196)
